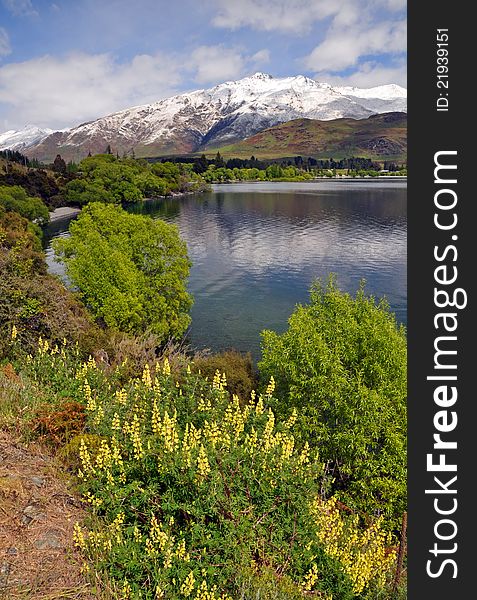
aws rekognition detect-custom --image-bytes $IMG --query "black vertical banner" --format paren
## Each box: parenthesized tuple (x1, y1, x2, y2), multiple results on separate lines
(408, 3, 475, 599)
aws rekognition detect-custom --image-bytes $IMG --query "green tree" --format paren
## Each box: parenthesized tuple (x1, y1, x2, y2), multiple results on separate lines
(52, 154, 67, 174)
(53, 203, 192, 340)
(259, 275, 407, 529)
(214, 151, 225, 168)
(193, 154, 209, 174)
(0, 185, 49, 225)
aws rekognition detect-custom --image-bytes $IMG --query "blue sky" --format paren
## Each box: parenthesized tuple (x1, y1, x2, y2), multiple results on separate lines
(0, 0, 406, 132)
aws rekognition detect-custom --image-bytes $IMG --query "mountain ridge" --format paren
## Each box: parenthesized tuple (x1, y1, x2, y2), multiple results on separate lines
(2, 73, 407, 161)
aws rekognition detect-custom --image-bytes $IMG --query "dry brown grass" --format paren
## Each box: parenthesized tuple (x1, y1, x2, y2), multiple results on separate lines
(0, 430, 95, 599)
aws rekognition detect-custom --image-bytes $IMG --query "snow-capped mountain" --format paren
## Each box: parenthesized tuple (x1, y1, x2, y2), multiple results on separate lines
(10, 73, 407, 161)
(335, 84, 407, 114)
(0, 125, 54, 152)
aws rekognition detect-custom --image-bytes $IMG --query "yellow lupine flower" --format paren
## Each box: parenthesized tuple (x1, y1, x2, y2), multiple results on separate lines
(11, 324, 17, 340)
(312, 497, 396, 594)
(160, 410, 179, 452)
(255, 397, 264, 415)
(261, 409, 275, 450)
(142, 363, 152, 388)
(265, 376, 275, 397)
(180, 570, 196, 597)
(303, 563, 318, 591)
(111, 412, 121, 431)
(212, 370, 222, 390)
(115, 388, 128, 405)
(197, 444, 210, 478)
(198, 395, 211, 412)
(73, 522, 86, 550)
(204, 420, 221, 447)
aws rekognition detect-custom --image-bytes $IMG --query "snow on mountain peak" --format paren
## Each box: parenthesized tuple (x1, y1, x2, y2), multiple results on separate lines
(0, 125, 54, 152)
(336, 83, 407, 100)
(10, 73, 406, 160)
(250, 72, 273, 80)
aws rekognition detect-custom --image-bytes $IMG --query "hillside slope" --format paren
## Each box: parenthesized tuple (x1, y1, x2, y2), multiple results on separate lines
(210, 112, 407, 161)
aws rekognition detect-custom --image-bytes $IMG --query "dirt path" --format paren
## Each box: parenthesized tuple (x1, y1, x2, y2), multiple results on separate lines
(0, 431, 94, 599)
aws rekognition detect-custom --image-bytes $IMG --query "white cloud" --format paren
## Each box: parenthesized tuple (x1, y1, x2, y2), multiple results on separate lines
(211, 0, 406, 86)
(0, 43, 278, 131)
(251, 48, 270, 65)
(0, 52, 184, 130)
(2, 0, 38, 17)
(317, 62, 407, 88)
(211, 0, 343, 34)
(189, 45, 247, 84)
(305, 18, 406, 72)
(211, 0, 405, 34)
(188, 45, 272, 85)
(0, 28, 11, 58)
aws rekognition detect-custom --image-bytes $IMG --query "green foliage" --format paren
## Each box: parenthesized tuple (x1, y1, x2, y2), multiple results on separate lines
(64, 155, 208, 205)
(0, 184, 49, 225)
(12, 343, 397, 599)
(201, 164, 312, 183)
(0, 208, 111, 360)
(192, 350, 257, 400)
(53, 202, 192, 340)
(259, 275, 407, 529)
(0, 165, 64, 208)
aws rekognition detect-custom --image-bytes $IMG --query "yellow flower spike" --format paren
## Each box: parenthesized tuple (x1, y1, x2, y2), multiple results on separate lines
(79, 438, 95, 475)
(187, 364, 191, 375)
(311, 496, 396, 594)
(198, 395, 211, 412)
(133, 526, 142, 543)
(196, 444, 210, 479)
(204, 420, 221, 447)
(303, 563, 319, 591)
(11, 324, 17, 341)
(142, 363, 152, 388)
(261, 408, 275, 450)
(122, 579, 132, 599)
(92, 403, 104, 427)
(112, 412, 121, 431)
(73, 522, 86, 550)
(212, 370, 221, 389)
(180, 570, 196, 597)
(265, 375, 276, 397)
(163, 357, 171, 376)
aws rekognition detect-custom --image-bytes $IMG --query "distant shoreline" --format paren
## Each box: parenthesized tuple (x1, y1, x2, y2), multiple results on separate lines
(48, 206, 81, 222)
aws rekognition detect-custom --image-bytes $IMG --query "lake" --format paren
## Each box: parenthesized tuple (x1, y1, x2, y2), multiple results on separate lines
(44, 180, 407, 361)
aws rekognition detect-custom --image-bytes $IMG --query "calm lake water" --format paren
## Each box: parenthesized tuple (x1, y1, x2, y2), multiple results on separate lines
(44, 180, 407, 360)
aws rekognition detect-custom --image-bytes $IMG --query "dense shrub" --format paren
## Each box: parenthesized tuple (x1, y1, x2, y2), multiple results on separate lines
(10, 342, 398, 599)
(53, 203, 193, 340)
(0, 184, 49, 225)
(191, 350, 257, 400)
(259, 276, 407, 530)
(0, 167, 63, 207)
(0, 208, 109, 359)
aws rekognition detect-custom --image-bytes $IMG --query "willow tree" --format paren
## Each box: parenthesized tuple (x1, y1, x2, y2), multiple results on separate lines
(259, 275, 407, 529)
(53, 202, 192, 341)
